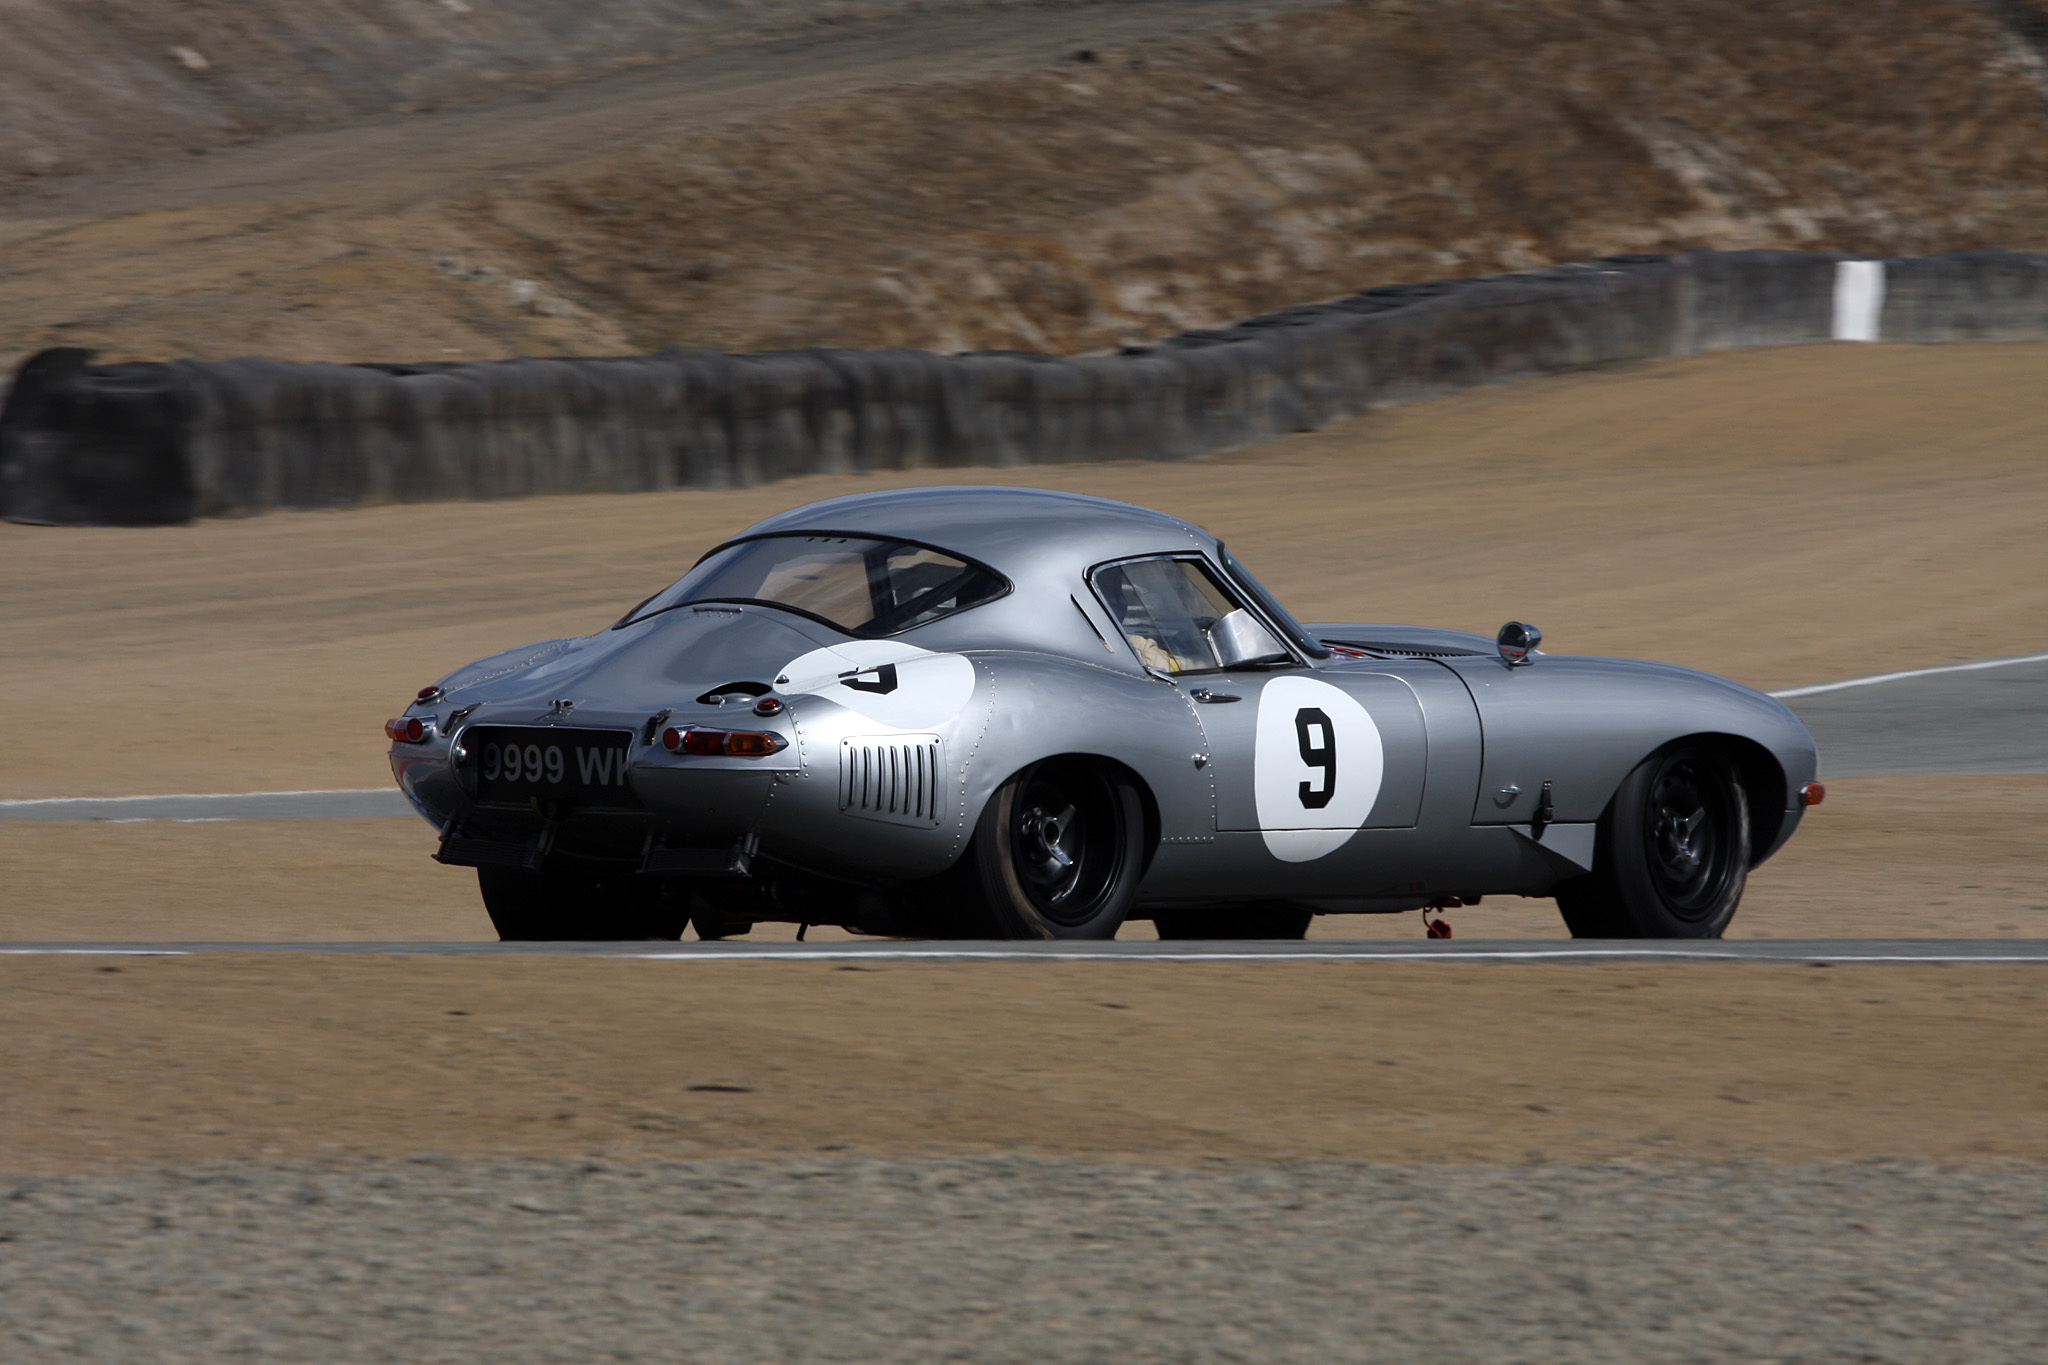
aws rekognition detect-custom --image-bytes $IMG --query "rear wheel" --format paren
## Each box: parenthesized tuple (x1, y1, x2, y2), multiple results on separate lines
(477, 867, 689, 941)
(1554, 744, 1751, 939)
(968, 759, 1146, 940)
(685, 890, 755, 941)
(1153, 904, 1313, 940)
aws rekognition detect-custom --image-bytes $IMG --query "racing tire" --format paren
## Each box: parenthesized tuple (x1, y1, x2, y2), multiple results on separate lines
(1553, 743, 1751, 939)
(477, 867, 689, 941)
(968, 758, 1146, 940)
(687, 894, 755, 941)
(1153, 904, 1313, 940)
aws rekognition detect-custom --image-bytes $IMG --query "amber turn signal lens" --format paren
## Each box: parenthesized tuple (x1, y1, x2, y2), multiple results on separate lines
(1800, 781, 1826, 807)
(384, 716, 427, 744)
(724, 731, 784, 757)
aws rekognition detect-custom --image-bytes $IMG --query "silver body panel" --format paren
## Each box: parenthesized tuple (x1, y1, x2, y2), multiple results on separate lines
(389, 487, 1816, 919)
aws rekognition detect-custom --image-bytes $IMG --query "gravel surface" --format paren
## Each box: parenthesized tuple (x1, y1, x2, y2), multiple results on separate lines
(4, 1157, 2045, 1362)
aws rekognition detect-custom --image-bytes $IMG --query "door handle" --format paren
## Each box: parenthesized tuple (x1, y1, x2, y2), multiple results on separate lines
(1189, 688, 1242, 703)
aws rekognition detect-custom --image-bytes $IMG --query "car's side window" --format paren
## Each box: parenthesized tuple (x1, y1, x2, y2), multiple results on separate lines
(1093, 557, 1290, 674)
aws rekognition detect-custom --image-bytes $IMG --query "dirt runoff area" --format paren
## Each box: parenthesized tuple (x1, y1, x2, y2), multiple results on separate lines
(4, 955, 2047, 1173)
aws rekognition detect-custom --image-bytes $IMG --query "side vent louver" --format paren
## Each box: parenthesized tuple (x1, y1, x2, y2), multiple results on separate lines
(840, 735, 945, 827)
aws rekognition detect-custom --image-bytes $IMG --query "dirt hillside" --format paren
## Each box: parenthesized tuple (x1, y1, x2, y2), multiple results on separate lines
(5, 0, 2048, 374)
(492, 0, 2048, 356)
(0, 0, 1136, 185)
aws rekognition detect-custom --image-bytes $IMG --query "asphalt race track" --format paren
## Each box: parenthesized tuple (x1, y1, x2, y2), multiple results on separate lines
(4, 939, 2046, 961)
(1779, 653, 2048, 775)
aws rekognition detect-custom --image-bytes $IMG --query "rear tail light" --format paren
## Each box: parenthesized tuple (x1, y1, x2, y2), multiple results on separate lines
(385, 716, 429, 744)
(416, 685, 444, 703)
(1800, 781, 1826, 807)
(661, 727, 787, 757)
(662, 727, 724, 756)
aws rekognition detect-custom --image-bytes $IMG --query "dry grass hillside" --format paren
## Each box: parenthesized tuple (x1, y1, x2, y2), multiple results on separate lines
(4, 0, 2047, 370)
(501, 0, 2048, 354)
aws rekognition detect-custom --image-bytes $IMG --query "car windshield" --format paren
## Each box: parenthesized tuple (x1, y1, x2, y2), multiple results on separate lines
(617, 534, 1008, 636)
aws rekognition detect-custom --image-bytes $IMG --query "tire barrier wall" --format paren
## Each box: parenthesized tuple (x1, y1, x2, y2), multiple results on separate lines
(5, 248, 2046, 526)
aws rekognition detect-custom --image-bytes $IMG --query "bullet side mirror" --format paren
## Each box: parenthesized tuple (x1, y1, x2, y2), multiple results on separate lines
(1497, 621, 1542, 667)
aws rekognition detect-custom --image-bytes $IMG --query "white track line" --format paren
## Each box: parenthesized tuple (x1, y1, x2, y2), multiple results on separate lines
(1769, 651, 2048, 700)
(0, 788, 392, 809)
(3, 944, 2047, 963)
(616, 949, 2048, 964)
(0, 788, 409, 822)
(0, 947, 194, 956)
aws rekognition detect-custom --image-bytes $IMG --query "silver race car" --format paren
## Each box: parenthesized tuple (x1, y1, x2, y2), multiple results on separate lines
(388, 487, 1819, 941)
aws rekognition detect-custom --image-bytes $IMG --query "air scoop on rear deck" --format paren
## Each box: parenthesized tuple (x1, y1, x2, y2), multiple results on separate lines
(697, 680, 773, 705)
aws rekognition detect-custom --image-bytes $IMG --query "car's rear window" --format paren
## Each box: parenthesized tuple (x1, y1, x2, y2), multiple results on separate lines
(616, 534, 1008, 636)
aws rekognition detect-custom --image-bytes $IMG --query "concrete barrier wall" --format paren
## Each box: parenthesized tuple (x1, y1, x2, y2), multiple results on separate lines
(4, 248, 2041, 526)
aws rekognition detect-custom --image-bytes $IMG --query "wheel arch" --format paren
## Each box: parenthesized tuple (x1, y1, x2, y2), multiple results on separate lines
(955, 652, 1205, 879)
(1662, 731, 1788, 868)
(975, 750, 1163, 877)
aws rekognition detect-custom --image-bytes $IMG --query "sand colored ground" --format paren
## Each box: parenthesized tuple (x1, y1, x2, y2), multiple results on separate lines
(1, 955, 2044, 1174)
(4, 340, 2046, 942)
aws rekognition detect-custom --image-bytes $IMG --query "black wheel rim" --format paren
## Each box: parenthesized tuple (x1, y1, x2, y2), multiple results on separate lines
(1009, 763, 1123, 928)
(1641, 753, 1739, 921)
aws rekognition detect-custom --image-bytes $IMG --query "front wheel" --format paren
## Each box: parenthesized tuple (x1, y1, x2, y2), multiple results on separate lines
(967, 759, 1147, 940)
(477, 867, 689, 941)
(1554, 744, 1751, 939)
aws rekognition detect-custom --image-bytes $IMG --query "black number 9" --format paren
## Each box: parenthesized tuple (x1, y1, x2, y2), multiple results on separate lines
(1294, 707, 1336, 809)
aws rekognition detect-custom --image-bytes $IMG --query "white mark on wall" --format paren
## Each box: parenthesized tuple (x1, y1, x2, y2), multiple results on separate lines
(1832, 259, 1886, 342)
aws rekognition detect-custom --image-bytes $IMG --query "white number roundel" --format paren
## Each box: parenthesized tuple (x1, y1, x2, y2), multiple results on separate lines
(1253, 676, 1384, 862)
(778, 641, 976, 731)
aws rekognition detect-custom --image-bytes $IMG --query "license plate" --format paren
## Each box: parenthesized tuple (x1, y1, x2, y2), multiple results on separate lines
(470, 726, 639, 808)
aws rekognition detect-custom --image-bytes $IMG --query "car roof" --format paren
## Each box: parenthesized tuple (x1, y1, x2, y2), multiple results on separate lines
(730, 486, 1218, 579)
